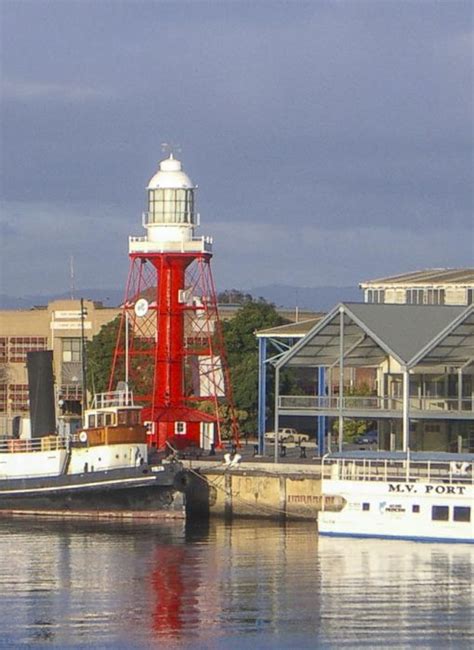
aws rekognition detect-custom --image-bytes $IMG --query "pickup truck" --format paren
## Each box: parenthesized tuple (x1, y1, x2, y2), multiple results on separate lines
(264, 428, 310, 444)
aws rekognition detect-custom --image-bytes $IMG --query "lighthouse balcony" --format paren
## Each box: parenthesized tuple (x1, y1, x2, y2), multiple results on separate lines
(129, 235, 213, 254)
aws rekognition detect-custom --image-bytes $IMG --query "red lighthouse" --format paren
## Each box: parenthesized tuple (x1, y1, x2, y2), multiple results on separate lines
(110, 154, 237, 451)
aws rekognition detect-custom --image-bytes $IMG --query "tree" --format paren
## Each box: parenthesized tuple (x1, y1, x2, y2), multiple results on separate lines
(222, 299, 288, 432)
(86, 316, 121, 395)
(331, 384, 376, 441)
(217, 289, 254, 304)
(85, 298, 288, 434)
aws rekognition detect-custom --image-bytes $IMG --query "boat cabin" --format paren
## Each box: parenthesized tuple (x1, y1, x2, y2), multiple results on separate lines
(82, 391, 147, 446)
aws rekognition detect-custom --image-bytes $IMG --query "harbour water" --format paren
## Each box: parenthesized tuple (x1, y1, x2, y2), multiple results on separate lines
(0, 518, 472, 648)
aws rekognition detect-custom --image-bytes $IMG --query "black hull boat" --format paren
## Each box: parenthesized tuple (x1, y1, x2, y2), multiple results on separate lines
(0, 463, 185, 519)
(0, 390, 186, 520)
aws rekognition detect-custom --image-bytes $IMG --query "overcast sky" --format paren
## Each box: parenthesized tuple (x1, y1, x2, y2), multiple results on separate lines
(1, 0, 472, 298)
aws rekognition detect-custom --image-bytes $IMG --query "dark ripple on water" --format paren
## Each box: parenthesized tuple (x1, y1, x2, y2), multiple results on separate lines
(0, 518, 472, 648)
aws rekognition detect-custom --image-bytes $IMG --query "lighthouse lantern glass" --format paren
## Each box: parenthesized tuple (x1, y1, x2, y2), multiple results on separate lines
(147, 188, 195, 225)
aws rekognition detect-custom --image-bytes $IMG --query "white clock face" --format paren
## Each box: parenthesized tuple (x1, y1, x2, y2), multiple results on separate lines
(134, 298, 149, 317)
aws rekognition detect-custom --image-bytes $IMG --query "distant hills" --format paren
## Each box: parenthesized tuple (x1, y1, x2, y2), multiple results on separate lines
(0, 284, 360, 311)
(0, 289, 125, 310)
(249, 284, 360, 311)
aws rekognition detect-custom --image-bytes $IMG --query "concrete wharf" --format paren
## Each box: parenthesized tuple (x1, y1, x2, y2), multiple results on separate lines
(180, 443, 329, 521)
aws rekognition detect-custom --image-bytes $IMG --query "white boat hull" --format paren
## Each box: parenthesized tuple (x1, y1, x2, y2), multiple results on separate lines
(319, 478, 473, 543)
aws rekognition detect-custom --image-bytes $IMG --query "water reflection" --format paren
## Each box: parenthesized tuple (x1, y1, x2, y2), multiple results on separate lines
(0, 518, 472, 647)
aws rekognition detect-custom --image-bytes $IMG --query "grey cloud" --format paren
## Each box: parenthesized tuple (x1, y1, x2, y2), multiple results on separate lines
(0, 1, 472, 295)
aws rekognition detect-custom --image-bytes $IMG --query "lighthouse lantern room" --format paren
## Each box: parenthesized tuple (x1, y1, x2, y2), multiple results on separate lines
(110, 154, 237, 451)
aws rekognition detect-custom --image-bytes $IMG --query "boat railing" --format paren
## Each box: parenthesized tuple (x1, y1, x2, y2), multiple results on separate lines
(322, 457, 474, 486)
(0, 436, 68, 453)
(91, 391, 136, 409)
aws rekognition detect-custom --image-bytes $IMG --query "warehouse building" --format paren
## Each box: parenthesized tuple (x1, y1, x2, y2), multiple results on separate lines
(360, 268, 474, 305)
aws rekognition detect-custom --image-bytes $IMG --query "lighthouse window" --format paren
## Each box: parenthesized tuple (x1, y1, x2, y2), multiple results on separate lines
(148, 189, 194, 225)
(453, 507, 470, 522)
(412, 505, 420, 513)
(175, 421, 186, 435)
(432, 505, 449, 521)
(362, 502, 370, 511)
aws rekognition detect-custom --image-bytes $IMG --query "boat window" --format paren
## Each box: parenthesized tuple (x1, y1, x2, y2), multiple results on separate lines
(362, 503, 370, 511)
(453, 507, 471, 522)
(88, 415, 95, 428)
(432, 505, 449, 521)
(105, 413, 113, 426)
(118, 410, 128, 425)
(412, 505, 420, 513)
(129, 410, 139, 425)
(97, 413, 105, 427)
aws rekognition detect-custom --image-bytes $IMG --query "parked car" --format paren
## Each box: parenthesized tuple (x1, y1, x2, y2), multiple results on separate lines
(355, 430, 378, 445)
(264, 428, 310, 444)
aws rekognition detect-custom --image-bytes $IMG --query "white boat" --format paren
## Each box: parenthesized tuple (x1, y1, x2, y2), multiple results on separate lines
(0, 390, 185, 519)
(318, 451, 473, 543)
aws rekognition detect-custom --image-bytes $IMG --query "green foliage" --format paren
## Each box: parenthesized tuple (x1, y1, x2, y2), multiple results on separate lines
(334, 418, 368, 441)
(217, 289, 254, 304)
(86, 316, 121, 395)
(331, 383, 376, 441)
(223, 299, 287, 431)
(86, 298, 287, 435)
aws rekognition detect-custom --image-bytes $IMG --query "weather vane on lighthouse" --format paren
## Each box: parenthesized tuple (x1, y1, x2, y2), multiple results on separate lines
(160, 142, 181, 157)
(109, 151, 238, 451)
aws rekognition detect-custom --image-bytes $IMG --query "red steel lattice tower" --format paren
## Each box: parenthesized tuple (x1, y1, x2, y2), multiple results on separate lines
(109, 154, 238, 450)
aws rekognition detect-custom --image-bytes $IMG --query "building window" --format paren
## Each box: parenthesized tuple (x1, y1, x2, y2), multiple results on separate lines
(175, 421, 187, 435)
(9, 384, 29, 412)
(453, 507, 470, 522)
(9, 337, 48, 363)
(406, 289, 424, 305)
(426, 289, 445, 305)
(432, 505, 449, 521)
(366, 289, 385, 304)
(0, 384, 6, 412)
(0, 338, 7, 363)
(62, 338, 82, 363)
(424, 423, 441, 434)
(362, 502, 370, 511)
(467, 288, 473, 305)
(412, 505, 420, 513)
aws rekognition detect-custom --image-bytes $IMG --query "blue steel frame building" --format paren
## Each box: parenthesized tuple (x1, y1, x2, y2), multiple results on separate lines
(261, 303, 474, 459)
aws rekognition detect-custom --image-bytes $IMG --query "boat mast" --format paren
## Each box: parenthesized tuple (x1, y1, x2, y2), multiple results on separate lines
(80, 298, 88, 412)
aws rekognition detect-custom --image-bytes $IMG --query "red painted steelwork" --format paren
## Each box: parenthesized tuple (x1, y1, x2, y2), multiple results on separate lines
(109, 250, 239, 450)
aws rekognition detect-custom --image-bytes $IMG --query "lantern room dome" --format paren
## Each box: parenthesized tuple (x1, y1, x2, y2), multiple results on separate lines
(147, 154, 195, 190)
